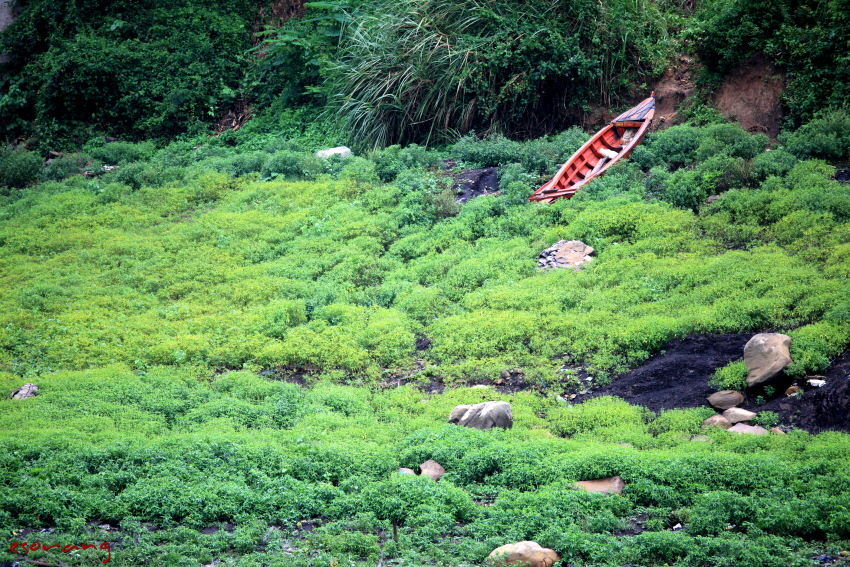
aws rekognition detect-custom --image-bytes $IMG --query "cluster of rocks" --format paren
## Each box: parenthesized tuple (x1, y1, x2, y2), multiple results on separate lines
(702, 333, 795, 435)
(444, 400, 623, 567)
(537, 240, 594, 271)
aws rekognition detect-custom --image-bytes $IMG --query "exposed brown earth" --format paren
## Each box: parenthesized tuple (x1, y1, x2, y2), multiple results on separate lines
(714, 53, 785, 139)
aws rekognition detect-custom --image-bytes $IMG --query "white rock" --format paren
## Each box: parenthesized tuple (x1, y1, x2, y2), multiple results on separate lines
(316, 146, 352, 159)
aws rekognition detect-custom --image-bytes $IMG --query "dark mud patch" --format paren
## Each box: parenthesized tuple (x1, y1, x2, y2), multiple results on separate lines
(572, 332, 849, 434)
(749, 350, 850, 434)
(835, 167, 850, 183)
(452, 167, 499, 203)
(613, 513, 648, 537)
(415, 335, 432, 351)
(574, 333, 755, 412)
(259, 365, 316, 387)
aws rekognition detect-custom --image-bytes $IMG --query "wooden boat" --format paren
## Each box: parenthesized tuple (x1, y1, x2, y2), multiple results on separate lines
(528, 93, 655, 203)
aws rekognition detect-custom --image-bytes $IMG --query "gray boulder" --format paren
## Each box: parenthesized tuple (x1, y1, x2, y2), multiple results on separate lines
(448, 401, 512, 429)
(10, 384, 38, 400)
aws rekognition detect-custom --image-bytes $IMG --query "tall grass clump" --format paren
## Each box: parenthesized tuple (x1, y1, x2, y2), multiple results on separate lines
(328, 0, 673, 148)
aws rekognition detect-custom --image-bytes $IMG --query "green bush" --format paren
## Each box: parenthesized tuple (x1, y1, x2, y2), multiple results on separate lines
(0, 1, 257, 146)
(751, 411, 779, 428)
(260, 150, 321, 181)
(549, 397, 651, 438)
(749, 149, 798, 184)
(710, 359, 749, 391)
(88, 141, 157, 166)
(0, 147, 43, 188)
(40, 154, 90, 182)
(780, 109, 850, 161)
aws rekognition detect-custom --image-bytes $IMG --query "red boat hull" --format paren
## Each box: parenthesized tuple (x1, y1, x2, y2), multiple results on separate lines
(529, 94, 655, 203)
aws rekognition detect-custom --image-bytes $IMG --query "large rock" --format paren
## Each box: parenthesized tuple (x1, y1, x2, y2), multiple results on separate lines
(707, 390, 744, 410)
(728, 423, 769, 435)
(744, 333, 793, 387)
(419, 459, 445, 481)
(10, 384, 38, 400)
(722, 407, 757, 424)
(487, 541, 559, 567)
(316, 146, 352, 159)
(448, 401, 512, 430)
(575, 476, 625, 494)
(703, 414, 732, 429)
(537, 240, 594, 271)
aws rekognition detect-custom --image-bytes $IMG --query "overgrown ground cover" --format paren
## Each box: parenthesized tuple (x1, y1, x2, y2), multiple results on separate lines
(1, 369, 850, 566)
(1, 120, 850, 565)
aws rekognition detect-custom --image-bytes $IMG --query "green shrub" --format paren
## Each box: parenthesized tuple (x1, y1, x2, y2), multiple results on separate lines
(648, 408, 716, 436)
(0, 147, 43, 188)
(549, 397, 651, 438)
(372, 144, 442, 182)
(780, 109, 850, 161)
(88, 141, 157, 166)
(40, 153, 90, 182)
(261, 150, 320, 181)
(710, 359, 749, 391)
(452, 135, 525, 169)
(751, 411, 779, 429)
(749, 150, 797, 184)
(641, 125, 703, 169)
(695, 123, 767, 161)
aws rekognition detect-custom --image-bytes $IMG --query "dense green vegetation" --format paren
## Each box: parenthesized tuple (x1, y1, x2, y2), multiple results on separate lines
(2, 0, 850, 565)
(1, 115, 850, 565)
(1, 369, 849, 566)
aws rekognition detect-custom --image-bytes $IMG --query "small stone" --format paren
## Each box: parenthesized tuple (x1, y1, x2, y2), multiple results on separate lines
(419, 459, 445, 481)
(728, 423, 769, 435)
(691, 435, 713, 442)
(500, 370, 511, 379)
(487, 541, 559, 567)
(722, 407, 757, 424)
(398, 468, 416, 475)
(471, 384, 490, 389)
(785, 385, 801, 396)
(575, 476, 625, 494)
(703, 415, 732, 429)
(618, 443, 632, 447)
(769, 427, 786, 435)
(10, 384, 38, 400)
(707, 390, 745, 410)
(706, 195, 720, 204)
